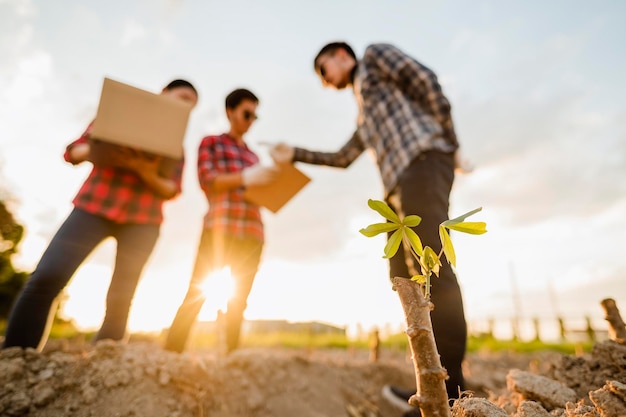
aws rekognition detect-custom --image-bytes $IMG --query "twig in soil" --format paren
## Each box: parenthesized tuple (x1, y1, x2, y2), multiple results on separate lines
(600, 298, 626, 344)
(393, 277, 451, 417)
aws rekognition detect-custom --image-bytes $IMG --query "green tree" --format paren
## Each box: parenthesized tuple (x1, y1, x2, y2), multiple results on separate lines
(0, 193, 79, 339)
(0, 200, 29, 319)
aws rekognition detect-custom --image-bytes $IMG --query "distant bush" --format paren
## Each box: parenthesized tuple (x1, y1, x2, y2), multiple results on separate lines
(466, 333, 593, 354)
(32, 325, 594, 355)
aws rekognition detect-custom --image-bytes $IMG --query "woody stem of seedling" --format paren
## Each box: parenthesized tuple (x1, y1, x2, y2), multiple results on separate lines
(392, 277, 452, 417)
(419, 262, 433, 300)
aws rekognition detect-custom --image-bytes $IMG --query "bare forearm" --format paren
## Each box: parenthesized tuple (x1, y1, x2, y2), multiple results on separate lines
(138, 172, 179, 199)
(207, 172, 245, 193)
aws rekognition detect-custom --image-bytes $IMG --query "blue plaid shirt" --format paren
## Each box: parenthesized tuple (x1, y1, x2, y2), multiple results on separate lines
(293, 43, 459, 195)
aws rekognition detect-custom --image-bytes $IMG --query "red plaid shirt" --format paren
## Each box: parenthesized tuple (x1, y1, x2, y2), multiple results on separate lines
(65, 123, 184, 225)
(198, 133, 264, 242)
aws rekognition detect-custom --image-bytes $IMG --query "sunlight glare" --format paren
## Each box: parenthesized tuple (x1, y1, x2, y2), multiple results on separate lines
(62, 263, 111, 330)
(198, 267, 235, 321)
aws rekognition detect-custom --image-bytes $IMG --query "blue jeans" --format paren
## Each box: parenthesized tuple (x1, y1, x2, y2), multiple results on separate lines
(164, 229, 262, 353)
(387, 150, 467, 400)
(2, 208, 160, 350)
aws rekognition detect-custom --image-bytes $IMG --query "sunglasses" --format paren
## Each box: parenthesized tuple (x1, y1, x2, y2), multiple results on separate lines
(243, 110, 258, 121)
(319, 64, 326, 79)
(318, 55, 332, 80)
(319, 62, 327, 79)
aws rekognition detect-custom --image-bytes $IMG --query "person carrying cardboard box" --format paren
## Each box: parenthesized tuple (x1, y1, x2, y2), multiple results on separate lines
(1, 79, 198, 351)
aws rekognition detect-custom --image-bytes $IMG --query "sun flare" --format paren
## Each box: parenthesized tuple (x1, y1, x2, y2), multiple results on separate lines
(198, 267, 236, 320)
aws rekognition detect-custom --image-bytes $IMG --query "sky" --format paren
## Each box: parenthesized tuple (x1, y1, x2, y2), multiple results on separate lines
(1, 0, 625, 341)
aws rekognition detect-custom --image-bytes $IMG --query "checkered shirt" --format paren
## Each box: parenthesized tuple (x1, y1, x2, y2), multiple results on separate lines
(294, 43, 459, 195)
(65, 123, 183, 224)
(197, 134, 264, 242)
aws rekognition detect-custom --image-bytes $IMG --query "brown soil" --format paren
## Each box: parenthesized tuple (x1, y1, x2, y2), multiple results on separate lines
(1, 338, 625, 417)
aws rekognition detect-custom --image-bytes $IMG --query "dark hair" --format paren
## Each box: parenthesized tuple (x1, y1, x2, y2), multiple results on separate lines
(225, 88, 259, 109)
(164, 79, 198, 97)
(313, 42, 357, 73)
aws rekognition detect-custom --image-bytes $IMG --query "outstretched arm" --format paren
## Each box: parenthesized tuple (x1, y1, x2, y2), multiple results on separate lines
(270, 131, 366, 168)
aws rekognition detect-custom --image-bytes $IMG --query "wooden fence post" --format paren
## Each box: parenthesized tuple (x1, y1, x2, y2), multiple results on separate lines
(511, 317, 520, 341)
(585, 316, 596, 343)
(601, 298, 626, 343)
(533, 317, 541, 342)
(557, 317, 566, 341)
(487, 317, 494, 339)
(369, 327, 380, 363)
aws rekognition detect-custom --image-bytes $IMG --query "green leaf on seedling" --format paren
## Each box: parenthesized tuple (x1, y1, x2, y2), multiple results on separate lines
(403, 227, 424, 257)
(402, 215, 421, 227)
(383, 229, 403, 259)
(411, 275, 426, 284)
(367, 199, 401, 224)
(359, 222, 399, 237)
(445, 221, 487, 235)
(442, 207, 483, 227)
(361, 202, 488, 280)
(440, 225, 456, 267)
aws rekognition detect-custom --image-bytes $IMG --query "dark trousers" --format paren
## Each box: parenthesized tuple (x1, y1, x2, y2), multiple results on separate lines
(386, 151, 467, 400)
(164, 229, 262, 353)
(2, 208, 159, 350)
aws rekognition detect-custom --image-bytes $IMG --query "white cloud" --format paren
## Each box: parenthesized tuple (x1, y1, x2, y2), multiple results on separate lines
(457, 99, 626, 226)
(120, 18, 147, 47)
(3, 51, 53, 107)
(0, 0, 36, 16)
(446, 21, 626, 229)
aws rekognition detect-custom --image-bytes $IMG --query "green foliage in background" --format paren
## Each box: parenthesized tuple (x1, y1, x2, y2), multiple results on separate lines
(14, 323, 593, 355)
(0, 201, 29, 319)
(467, 334, 593, 355)
(241, 332, 593, 355)
(0, 200, 80, 335)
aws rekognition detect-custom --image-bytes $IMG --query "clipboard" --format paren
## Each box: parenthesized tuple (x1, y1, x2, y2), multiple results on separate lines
(244, 164, 311, 213)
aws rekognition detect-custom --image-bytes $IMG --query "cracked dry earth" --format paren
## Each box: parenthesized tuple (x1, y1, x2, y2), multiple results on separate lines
(0, 338, 625, 417)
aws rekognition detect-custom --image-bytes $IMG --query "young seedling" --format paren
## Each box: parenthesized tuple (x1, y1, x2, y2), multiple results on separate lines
(360, 199, 486, 417)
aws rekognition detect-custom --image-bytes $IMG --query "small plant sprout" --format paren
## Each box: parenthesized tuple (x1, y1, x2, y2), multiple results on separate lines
(359, 199, 487, 300)
(359, 199, 487, 416)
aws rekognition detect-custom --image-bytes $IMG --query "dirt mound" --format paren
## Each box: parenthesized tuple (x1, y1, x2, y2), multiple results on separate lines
(0, 341, 415, 417)
(0, 339, 625, 417)
(489, 340, 626, 416)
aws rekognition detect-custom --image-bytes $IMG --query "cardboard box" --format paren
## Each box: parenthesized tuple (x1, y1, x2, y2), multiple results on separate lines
(87, 77, 191, 177)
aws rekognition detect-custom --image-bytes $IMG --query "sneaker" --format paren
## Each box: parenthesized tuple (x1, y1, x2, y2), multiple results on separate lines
(381, 384, 416, 413)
